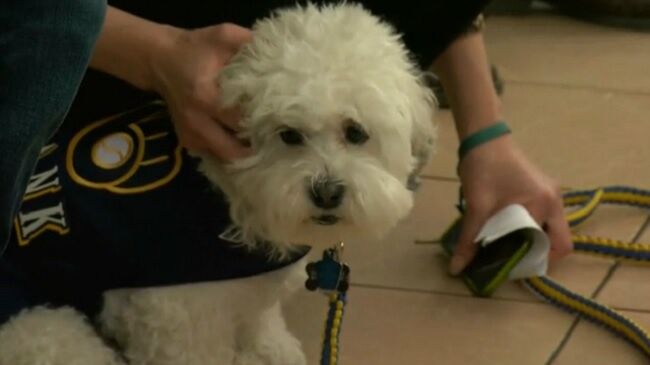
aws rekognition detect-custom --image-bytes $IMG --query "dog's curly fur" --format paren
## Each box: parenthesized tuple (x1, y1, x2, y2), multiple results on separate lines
(0, 3, 436, 364)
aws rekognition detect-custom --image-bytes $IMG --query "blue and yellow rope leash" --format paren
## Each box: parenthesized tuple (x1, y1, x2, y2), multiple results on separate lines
(305, 242, 350, 365)
(523, 186, 650, 357)
(447, 185, 650, 358)
(320, 292, 347, 365)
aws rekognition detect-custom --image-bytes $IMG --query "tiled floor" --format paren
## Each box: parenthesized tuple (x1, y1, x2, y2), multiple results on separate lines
(284, 14, 650, 365)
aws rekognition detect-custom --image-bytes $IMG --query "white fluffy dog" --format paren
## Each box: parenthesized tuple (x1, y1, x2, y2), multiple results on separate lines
(0, 3, 435, 365)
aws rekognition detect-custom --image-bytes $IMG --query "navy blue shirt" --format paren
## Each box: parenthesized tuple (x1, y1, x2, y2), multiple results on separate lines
(1, 101, 309, 322)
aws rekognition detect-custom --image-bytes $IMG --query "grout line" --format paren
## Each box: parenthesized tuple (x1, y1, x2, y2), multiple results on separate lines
(636, 215, 650, 243)
(350, 282, 543, 305)
(350, 283, 473, 298)
(504, 79, 650, 97)
(591, 215, 650, 299)
(590, 263, 622, 301)
(545, 214, 650, 364)
(544, 316, 581, 365)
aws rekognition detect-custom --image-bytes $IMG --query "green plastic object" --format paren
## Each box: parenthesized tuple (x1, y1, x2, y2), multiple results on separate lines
(440, 218, 535, 297)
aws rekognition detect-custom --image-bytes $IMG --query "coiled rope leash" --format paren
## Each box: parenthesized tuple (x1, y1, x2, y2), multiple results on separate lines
(305, 242, 350, 365)
(442, 186, 650, 358)
(525, 186, 650, 357)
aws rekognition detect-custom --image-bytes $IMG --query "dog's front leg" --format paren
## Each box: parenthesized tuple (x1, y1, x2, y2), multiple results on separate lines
(234, 301, 306, 365)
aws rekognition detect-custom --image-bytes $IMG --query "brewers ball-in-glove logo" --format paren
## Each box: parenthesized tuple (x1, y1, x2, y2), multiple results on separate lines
(13, 101, 183, 246)
(66, 101, 182, 194)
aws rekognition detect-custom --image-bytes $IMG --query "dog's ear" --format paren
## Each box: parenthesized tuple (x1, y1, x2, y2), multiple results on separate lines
(406, 72, 438, 191)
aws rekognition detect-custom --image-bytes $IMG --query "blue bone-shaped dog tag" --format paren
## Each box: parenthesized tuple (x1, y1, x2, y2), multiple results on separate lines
(305, 247, 350, 293)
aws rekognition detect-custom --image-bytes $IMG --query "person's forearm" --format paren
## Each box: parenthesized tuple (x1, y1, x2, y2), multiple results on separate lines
(89, 6, 179, 91)
(432, 32, 502, 140)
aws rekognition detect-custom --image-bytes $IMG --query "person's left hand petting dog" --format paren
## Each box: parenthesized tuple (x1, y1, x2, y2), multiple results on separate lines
(91, 7, 252, 162)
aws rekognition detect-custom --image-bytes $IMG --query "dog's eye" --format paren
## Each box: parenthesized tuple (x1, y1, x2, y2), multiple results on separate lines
(279, 128, 304, 146)
(344, 122, 369, 145)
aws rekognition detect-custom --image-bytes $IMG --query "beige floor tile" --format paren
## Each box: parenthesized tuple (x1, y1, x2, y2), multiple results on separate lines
(484, 15, 650, 93)
(553, 311, 650, 365)
(597, 225, 650, 312)
(343, 178, 470, 296)
(285, 286, 576, 365)
(422, 84, 650, 188)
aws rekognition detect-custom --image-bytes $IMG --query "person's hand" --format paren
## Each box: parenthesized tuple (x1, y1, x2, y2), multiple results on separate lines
(148, 23, 253, 161)
(449, 135, 573, 275)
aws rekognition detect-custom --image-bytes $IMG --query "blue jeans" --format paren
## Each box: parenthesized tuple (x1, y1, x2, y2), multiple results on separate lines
(0, 0, 106, 256)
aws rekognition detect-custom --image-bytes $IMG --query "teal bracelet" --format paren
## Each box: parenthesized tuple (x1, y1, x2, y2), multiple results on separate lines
(458, 122, 511, 161)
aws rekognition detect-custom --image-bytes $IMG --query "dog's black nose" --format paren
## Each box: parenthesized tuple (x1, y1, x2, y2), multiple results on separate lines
(310, 180, 345, 209)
